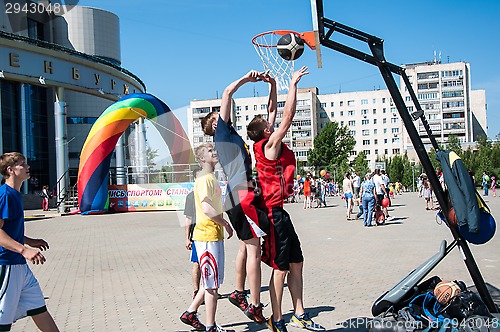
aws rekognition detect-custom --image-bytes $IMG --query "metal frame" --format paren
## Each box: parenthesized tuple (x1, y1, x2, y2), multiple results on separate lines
(314, 0, 498, 313)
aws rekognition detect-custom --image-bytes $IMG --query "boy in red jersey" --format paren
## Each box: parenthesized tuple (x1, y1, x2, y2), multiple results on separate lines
(247, 67, 325, 332)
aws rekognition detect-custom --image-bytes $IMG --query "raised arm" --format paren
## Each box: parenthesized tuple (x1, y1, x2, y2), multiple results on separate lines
(220, 70, 261, 123)
(261, 71, 278, 128)
(265, 66, 308, 159)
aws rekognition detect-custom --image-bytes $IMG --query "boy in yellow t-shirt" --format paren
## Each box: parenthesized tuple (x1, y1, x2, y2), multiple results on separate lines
(180, 143, 233, 332)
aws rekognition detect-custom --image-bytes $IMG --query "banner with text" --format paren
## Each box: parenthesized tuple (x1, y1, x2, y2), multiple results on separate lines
(108, 182, 227, 212)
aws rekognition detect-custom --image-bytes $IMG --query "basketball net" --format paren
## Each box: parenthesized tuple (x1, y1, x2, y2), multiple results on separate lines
(252, 31, 295, 92)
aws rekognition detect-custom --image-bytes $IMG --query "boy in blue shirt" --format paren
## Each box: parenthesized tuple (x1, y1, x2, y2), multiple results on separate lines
(0, 152, 59, 331)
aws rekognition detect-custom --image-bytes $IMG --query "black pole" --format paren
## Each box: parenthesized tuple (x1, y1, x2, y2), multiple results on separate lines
(314, 0, 497, 313)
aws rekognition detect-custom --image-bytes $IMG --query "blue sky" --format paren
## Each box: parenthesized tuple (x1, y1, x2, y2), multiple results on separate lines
(78, 0, 500, 143)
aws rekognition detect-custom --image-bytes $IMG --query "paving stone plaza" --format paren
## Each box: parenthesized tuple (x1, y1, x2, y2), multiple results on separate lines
(17, 193, 500, 331)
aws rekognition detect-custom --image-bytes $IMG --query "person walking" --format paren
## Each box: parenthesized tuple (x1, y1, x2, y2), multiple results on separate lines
(491, 176, 497, 197)
(342, 172, 354, 220)
(303, 175, 311, 209)
(41, 185, 50, 211)
(359, 173, 377, 227)
(247, 66, 325, 332)
(0, 152, 59, 332)
(482, 171, 490, 196)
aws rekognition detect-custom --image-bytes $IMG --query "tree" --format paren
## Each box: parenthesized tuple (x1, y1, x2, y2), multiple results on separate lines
(307, 122, 355, 175)
(446, 135, 462, 157)
(146, 147, 159, 170)
(352, 152, 370, 178)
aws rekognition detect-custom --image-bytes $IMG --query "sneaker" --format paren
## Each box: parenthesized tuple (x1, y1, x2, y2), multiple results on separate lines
(289, 312, 326, 331)
(179, 311, 205, 331)
(228, 290, 248, 311)
(244, 303, 266, 323)
(267, 315, 288, 332)
(206, 324, 226, 332)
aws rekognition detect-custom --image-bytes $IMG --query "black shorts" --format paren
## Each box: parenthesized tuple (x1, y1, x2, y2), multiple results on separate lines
(261, 207, 304, 271)
(225, 188, 269, 241)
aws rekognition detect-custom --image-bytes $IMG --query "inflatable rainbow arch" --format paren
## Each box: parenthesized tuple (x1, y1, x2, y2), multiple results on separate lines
(77, 93, 194, 214)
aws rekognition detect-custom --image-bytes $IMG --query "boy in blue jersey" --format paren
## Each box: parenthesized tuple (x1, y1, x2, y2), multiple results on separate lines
(0, 152, 59, 331)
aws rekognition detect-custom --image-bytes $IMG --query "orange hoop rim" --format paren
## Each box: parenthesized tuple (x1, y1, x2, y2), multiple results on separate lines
(252, 30, 317, 50)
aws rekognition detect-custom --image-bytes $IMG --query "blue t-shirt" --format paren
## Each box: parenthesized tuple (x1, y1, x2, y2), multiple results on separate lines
(214, 116, 252, 192)
(361, 180, 376, 198)
(0, 184, 26, 265)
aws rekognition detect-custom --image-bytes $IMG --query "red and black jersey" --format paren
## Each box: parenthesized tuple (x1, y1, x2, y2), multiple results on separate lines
(253, 139, 296, 209)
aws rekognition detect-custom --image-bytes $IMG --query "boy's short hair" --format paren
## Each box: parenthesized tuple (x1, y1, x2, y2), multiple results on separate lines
(247, 115, 268, 142)
(194, 143, 213, 164)
(201, 111, 218, 136)
(0, 152, 25, 178)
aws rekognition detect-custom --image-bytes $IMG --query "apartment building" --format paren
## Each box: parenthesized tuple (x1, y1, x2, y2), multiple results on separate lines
(401, 61, 487, 146)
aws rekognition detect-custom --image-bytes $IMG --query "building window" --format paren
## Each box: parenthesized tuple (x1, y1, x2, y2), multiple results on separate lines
(348, 110, 355, 116)
(382, 98, 386, 103)
(441, 70, 463, 78)
(374, 119, 377, 125)
(417, 71, 439, 79)
(374, 139, 378, 144)
(254, 105, 257, 111)
(392, 148, 400, 154)
(348, 100, 355, 106)
(348, 120, 356, 126)
(261, 104, 267, 110)
(374, 129, 378, 134)
(330, 101, 334, 107)
(350, 130, 356, 136)
(245, 115, 249, 121)
(331, 112, 335, 117)
(390, 118, 399, 123)
(383, 118, 387, 124)
(392, 128, 399, 134)
(361, 99, 368, 105)
(362, 130, 370, 136)
(363, 150, 370, 155)
(373, 109, 377, 114)
(383, 108, 387, 113)
(362, 139, 370, 145)
(236, 126, 242, 130)
(245, 105, 249, 111)
(319, 112, 328, 118)
(361, 109, 368, 115)
(362, 119, 369, 125)
(383, 129, 387, 134)
(320, 102, 326, 108)
(340, 101, 344, 106)
(374, 149, 378, 155)
(340, 111, 344, 116)
(442, 90, 464, 98)
(340, 121, 344, 126)
(384, 139, 388, 144)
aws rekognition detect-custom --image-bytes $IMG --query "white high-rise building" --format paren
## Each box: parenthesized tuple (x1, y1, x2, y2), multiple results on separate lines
(401, 61, 486, 147)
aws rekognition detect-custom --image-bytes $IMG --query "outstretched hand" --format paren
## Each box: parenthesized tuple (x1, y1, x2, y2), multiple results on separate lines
(244, 70, 262, 82)
(291, 66, 309, 85)
(259, 70, 276, 85)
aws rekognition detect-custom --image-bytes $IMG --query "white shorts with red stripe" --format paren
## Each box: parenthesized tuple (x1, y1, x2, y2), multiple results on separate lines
(193, 241, 225, 290)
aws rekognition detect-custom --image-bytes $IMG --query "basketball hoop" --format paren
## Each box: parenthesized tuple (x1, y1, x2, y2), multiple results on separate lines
(252, 30, 316, 92)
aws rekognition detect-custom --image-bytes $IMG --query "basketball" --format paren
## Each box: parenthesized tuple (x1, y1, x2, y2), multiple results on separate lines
(277, 33, 305, 61)
(320, 169, 326, 177)
(381, 198, 390, 208)
(434, 280, 461, 305)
